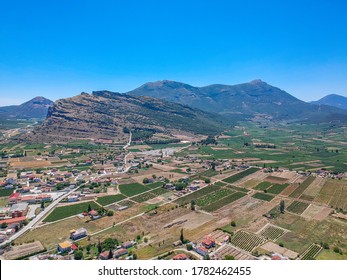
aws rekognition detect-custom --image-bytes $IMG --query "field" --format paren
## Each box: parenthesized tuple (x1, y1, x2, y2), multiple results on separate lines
(196, 188, 234, 207)
(213, 244, 256, 260)
(131, 192, 156, 203)
(259, 225, 286, 240)
(230, 231, 266, 252)
(96, 194, 126, 206)
(203, 192, 247, 212)
(43, 201, 99, 222)
(252, 193, 275, 201)
(222, 168, 259, 184)
(300, 244, 322, 260)
(150, 187, 170, 196)
(267, 183, 289, 194)
(0, 188, 13, 197)
(145, 182, 164, 189)
(119, 183, 150, 197)
(175, 184, 222, 206)
(226, 185, 249, 193)
(289, 176, 315, 198)
(254, 181, 272, 191)
(286, 201, 310, 215)
(2, 241, 45, 260)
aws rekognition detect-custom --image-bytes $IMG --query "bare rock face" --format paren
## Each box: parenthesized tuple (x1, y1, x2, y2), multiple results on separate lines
(26, 91, 227, 143)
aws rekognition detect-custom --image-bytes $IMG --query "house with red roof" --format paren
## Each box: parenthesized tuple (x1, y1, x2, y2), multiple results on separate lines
(201, 235, 215, 249)
(172, 253, 187, 260)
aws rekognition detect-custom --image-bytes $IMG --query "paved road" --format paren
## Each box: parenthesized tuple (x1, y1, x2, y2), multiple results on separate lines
(0, 185, 81, 247)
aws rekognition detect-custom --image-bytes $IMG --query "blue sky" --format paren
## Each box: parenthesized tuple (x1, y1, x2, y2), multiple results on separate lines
(1, 0, 347, 105)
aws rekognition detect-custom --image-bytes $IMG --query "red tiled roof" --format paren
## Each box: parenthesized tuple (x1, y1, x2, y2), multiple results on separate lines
(0, 216, 26, 224)
(71, 244, 78, 250)
(9, 193, 19, 199)
(173, 253, 187, 260)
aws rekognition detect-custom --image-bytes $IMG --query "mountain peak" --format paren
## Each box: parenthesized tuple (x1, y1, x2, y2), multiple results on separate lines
(249, 79, 266, 85)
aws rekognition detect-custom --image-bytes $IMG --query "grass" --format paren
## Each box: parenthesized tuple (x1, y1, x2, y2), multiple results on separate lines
(150, 188, 170, 196)
(196, 189, 234, 207)
(225, 185, 249, 193)
(222, 167, 259, 184)
(119, 183, 150, 197)
(316, 249, 347, 260)
(131, 192, 156, 203)
(97, 194, 126, 206)
(203, 192, 247, 212)
(252, 193, 275, 201)
(43, 201, 99, 222)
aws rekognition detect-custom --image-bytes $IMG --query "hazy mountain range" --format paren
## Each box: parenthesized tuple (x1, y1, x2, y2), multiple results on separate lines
(310, 94, 347, 110)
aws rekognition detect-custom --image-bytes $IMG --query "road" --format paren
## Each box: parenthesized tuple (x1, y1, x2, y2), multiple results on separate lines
(0, 185, 82, 247)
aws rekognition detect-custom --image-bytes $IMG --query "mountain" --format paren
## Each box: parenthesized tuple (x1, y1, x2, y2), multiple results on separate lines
(128, 80, 347, 122)
(310, 94, 347, 110)
(26, 91, 228, 143)
(0, 97, 53, 119)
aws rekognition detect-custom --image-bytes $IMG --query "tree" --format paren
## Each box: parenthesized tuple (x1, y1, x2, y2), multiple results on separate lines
(97, 240, 102, 254)
(204, 178, 211, 184)
(190, 200, 196, 211)
(279, 200, 285, 213)
(108, 250, 113, 259)
(40, 201, 45, 209)
(74, 250, 83, 260)
(224, 255, 235, 260)
(87, 204, 92, 213)
(204, 254, 210, 260)
(230, 221, 236, 227)
(107, 210, 114, 216)
(1, 222, 7, 229)
(186, 244, 193, 251)
(180, 228, 185, 244)
(143, 178, 149, 184)
(132, 253, 138, 260)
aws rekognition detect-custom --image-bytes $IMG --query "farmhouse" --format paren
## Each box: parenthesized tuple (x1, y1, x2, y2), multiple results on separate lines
(114, 248, 128, 258)
(172, 253, 187, 260)
(195, 246, 208, 257)
(9, 193, 20, 205)
(9, 202, 29, 218)
(70, 228, 87, 240)
(121, 241, 134, 249)
(201, 236, 216, 249)
(58, 241, 72, 253)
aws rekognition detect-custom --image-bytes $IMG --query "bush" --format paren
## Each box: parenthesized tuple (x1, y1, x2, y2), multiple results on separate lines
(74, 250, 84, 260)
(230, 221, 236, 227)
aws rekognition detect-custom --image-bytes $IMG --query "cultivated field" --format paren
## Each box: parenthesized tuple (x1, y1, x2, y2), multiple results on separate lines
(230, 231, 266, 252)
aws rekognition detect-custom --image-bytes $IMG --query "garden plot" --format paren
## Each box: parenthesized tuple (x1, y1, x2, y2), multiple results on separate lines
(300, 244, 322, 260)
(286, 201, 310, 215)
(230, 231, 266, 252)
(212, 244, 257, 260)
(222, 168, 259, 184)
(258, 224, 287, 241)
(289, 176, 315, 198)
(280, 184, 299, 197)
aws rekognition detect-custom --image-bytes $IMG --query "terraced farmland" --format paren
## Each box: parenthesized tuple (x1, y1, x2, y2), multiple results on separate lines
(259, 225, 285, 240)
(300, 244, 322, 260)
(202, 192, 247, 212)
(222, 168, 259, 184)
(289, 176, 315, 198)
(287, 201, 310, 215)
(230, 231, 266, 252)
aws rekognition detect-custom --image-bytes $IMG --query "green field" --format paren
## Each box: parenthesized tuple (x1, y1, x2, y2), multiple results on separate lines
(119, 183, 150, 197)
(0, 188, 13, 197)
(203, 191, 247, 212)
(44, 201, 99, 222)
(252, 193, 275, 201)
(301, 244, 322, 260)
(145, 182, 164, 189)
(287, 201, 310, 215)
(289, 176, 315, 198)
(226, 185, 249, 193)
(254, 181, 272, 191)
(131, 192, 156, 203)
(222, 167, 259, 184)
(259, 225, 285, 240)
(196, 189, 234, 207)
(267, 183, 289, 194)
(97, 194, 127, 206)
(175, 184, 222, 206)
(150, 188, 170, 196)
(230, 231, 266, 252)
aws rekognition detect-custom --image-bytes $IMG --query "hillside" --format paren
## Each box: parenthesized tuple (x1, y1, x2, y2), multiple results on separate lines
(0, 97, 53, 119)
(128, 80, 347, 122)
(311, 94, 347, 110)
(26, 91, 228, 143)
